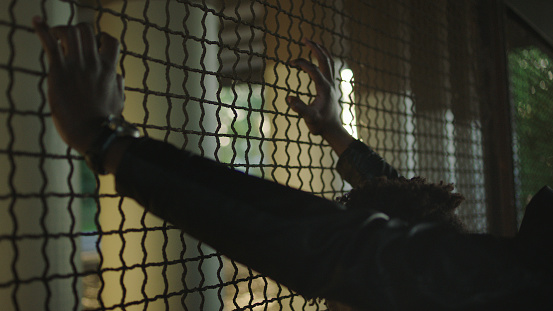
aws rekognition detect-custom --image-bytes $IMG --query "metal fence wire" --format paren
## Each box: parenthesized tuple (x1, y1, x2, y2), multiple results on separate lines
(0, 0, 526, 310)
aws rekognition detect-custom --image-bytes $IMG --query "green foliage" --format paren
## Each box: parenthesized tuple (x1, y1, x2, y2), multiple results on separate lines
(508, 47, 553, 212)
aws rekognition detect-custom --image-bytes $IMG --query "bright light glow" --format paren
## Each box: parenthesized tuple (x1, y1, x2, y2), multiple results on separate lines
(340, 68, 358, 139)
(404, 96, 417, 178)
(220, 136, 231, 147)
(445, 109, 457, 186)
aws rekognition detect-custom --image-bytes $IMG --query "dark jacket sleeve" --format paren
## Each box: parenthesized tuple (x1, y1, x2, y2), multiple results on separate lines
(336, 140, 400, 188)
(115, 138, 552, 311)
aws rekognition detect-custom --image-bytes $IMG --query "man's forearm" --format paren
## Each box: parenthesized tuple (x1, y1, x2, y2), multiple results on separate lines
(113, 138, 385, 304)
(104, 137, 136, 174)
(321, 124, 355, 156)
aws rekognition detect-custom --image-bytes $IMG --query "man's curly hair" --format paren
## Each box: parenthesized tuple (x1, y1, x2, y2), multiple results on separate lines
(337, 176, 466, 231)
(325, 176, 466, 311)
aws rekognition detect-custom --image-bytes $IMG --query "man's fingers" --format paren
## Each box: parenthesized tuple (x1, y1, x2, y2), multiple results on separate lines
(116, 74, 125, 112)
(116, 74, 125, 94)
(98, 32, 120, 67)
(286, 96, 310, 117)
(77, 23, 99, 65)
(290, 58, 328, 92)
(303, 39, 333, 81)
(51, 25, 84, 67)
(32, 16, 63, 67)
(318, 43, 335, 79)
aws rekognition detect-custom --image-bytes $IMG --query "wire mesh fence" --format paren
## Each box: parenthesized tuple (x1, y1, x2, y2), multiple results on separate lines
(0, 0, 527, 310)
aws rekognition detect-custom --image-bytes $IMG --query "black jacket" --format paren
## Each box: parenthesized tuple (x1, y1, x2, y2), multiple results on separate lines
(115, 138, 553, 310)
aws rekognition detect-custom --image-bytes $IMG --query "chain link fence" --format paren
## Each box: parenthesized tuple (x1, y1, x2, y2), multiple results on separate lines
(0, 0, 530, 310)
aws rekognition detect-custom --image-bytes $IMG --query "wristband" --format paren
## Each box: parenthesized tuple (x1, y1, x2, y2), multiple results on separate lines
(84, 115, 140, 175)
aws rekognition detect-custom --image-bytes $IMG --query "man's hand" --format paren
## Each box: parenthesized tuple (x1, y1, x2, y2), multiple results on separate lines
(287, 39, 353, 155)
(33, 17, 124, 155)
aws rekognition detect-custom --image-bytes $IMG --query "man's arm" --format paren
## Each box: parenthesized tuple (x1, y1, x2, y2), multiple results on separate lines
(113, 137, 550, 311)
(335, 140, 399, 187)
(286, 39, 354, 156)
(287, 39, 398, 187)
(113, 136, 393, 303)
